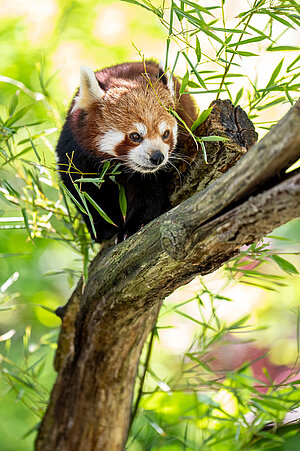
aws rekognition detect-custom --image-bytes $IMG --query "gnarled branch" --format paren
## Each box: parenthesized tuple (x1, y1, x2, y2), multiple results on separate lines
(36, 100, 300, 451)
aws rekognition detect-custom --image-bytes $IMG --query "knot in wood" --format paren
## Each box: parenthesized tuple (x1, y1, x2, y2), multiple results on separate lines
(160, 220, 189, 261)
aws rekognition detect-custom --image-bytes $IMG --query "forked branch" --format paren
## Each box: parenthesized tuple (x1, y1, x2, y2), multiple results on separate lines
(36, 100, 300, 451)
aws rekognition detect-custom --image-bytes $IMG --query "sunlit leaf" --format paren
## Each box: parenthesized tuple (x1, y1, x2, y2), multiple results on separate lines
(271, 255, 299, 275)
(191, 107, 212, 132)
(83, 191, 117, 226)
(118, 184, 127, 220)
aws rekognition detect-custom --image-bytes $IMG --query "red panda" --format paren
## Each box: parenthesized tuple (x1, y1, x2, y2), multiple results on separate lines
(56, 60, 197, 242)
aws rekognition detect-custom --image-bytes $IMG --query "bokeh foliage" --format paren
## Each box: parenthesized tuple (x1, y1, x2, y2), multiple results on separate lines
(0, 0, 300, 450)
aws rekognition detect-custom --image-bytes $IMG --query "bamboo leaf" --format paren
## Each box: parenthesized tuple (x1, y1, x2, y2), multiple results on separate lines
(180, 71, 189, 94)
(226, 50, 258, 57)
(200, 140, 208, 164)
(118, 184, 127, 220)
(182, 52, 206, 89)
(256, 97, 286, 110)
(199, 26, 224, 45)
(21, 208, 32, 240)
(4, 104, 32, 127)
(73, 184, 97, 237)
(191, 107, 212, 132)
(8, 90, 20, 117)
(83, 191, 117, 226)
(266, 59, 284, 88)
(27, 132, 41, 162)
(120, 0, 163, 17)
(201, 135, 228, 142)
(58, 182, 87, 215)
(234, 88, 244, 106)
(195, 36, 201, 63)
(287, 54, 300, 72)
(267, 45, 300, 52)
(264, 10, 295, 29)
(180, 0, 214, 17)
(271, 255, 299, 275)
(228, 36, 265, 47)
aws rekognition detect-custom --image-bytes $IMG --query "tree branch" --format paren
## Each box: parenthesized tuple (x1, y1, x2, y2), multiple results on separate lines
(36, 100, 300, 451)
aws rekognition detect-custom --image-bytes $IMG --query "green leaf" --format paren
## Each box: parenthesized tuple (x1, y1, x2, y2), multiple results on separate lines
(180, 70, 189, 94)
(200, 140, 208, 164)
(118, 184, 127, 220)
(205, 74, 244, 80)
(187, 80, 201, 88)
(199, 26, 224, 45)
(200, 135, 228, 142)
(120, 0, 163, 17)
(83, 191, 117, 226)
(180, 0, 214, 17)
(284, 85, 294, 106)
(182, 52, 206, 89)
(228, 35, 265, 47)
(2, 369, 35, 389)
(226, 50, 258, 57)
(8, 90, 20, 117)
(75, 177, 105, 184)
(58, 182, 87, 215)
(73, 184, 97, 237)
(4, 104, 32, 127)
(176, 310, 216, 330)
(267, 45, 300, 51)
(99, 160, 111, 178)
(21, 208, 32, 241)
(186, 88, 226, 94)
(266, 59, 283, 88)
(264, 10, 295, 29)
(195, 36, 201, 63)
(234, 88, 243, 106)
(248, 24, 274, 42)
(191, 107, 212, 132)
(212, 27, 249, 34)
(0, 146, 34, 167)
(33, 304, 56, 314)
(256, 97, 286, 110)
(271, 255, 299, 275)
(287, 54, 300, 72)
(27, 133, 41, 162)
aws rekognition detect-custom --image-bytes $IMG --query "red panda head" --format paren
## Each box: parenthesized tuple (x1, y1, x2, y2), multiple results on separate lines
(70, 62, 178, 173)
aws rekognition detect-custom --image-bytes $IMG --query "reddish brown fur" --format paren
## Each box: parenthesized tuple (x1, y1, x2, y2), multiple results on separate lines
(69, 60, 197, 159)
(56, 60, 198, 243)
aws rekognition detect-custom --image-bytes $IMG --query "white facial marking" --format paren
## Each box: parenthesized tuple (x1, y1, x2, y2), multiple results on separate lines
(135, 123, 147, 137)
(99, 129, 125, 156)
(172, 121, 178, 148)
(128, 138, 169, 173)
(159, 121, 167, 136)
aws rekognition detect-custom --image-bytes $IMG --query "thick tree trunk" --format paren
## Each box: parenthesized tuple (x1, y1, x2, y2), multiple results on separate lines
(36, 100, 300, 451)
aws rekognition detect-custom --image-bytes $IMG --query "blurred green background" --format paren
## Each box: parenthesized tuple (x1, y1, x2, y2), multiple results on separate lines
(0, 0, 300, 450)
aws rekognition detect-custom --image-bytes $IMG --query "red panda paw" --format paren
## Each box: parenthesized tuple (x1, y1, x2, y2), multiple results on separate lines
(115, 231, 129, 244)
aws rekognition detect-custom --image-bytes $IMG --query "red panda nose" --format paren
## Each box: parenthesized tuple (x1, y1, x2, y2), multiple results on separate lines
(150, 151, 164, 166)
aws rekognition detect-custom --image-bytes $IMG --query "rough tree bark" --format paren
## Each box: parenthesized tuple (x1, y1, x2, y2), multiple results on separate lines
(36, 100, 300, 451)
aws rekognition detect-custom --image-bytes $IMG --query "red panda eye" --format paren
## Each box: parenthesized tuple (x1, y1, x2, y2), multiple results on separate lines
(162, 130, 170, 139)
(129, 132, 142, 143)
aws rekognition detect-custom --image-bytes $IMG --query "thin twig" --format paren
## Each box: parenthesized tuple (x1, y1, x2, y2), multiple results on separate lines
(129, 327, 156, 431)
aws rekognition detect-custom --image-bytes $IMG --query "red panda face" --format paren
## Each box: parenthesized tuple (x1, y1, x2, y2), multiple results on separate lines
(99, 113, 178, 173)
(71, 64, 178, 173)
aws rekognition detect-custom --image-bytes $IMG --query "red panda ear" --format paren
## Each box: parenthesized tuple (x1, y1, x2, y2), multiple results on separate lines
(158, 62, 174, 97)
(72, 66, 105, 112)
